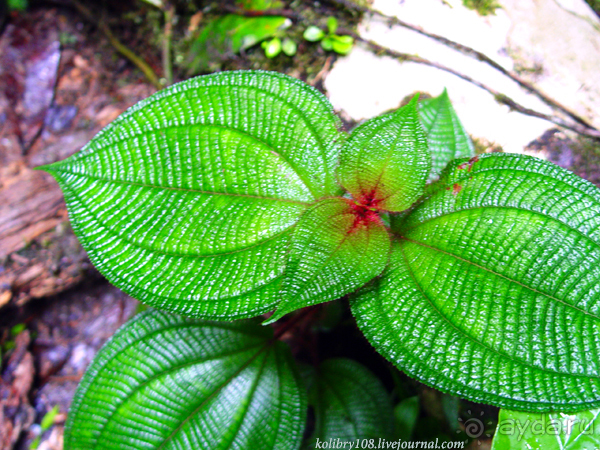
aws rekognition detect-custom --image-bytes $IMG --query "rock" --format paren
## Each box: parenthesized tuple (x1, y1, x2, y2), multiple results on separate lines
(324, 0, 600, 153)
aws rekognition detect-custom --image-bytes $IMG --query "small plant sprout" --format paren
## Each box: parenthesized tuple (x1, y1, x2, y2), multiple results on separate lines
(303, 16, 354, 55)
(261, 36, 297, 58)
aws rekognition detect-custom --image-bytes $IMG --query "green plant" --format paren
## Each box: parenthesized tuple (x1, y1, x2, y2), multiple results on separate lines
(261, 36, 297, 58)
(462, 0, 501, 16)
(2, 322, 26, 353)
(187, 0, 291, 72)
(30, 405, 60, 450)
(40, 71, 600, 449)
(8, 0, 27, 11)
(304, 17, 354, 55)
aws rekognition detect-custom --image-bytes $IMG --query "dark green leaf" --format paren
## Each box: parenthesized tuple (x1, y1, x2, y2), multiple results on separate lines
(492, 408, 600, 449)
(337, 96, 430, 212)
(267, 197, 390, 323)
(353, 153, 600, 411)
(308, 359, 394, 444)
(419, 90, 475, 181)
(65, 310, 307, 450)
(41, 71, 345, 320)
(8, 0, 27, 11)
(394, 396, 420, 441)
(441, 395, 459, 431)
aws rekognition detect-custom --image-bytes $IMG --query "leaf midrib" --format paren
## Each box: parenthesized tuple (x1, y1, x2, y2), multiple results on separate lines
(61, 82, 339, 198)
(401, 235, 600, 329)
(92, 342, 265, 447)
(67, 183, 285, 307)
(54, 168, 312, 206)
(62, 180, 296, 259)
(362, 281, 600, 410)
(154, 340, 272, 450)
(400, 205, 600, 252)
(396, 242, 600, 379)
(280, 203, 382, 314)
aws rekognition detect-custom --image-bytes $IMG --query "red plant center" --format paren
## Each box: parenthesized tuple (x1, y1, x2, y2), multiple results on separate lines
(346, 190, 383, 232)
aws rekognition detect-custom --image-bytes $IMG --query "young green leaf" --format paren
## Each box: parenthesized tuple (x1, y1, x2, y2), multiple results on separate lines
(419, 90, 475, 181)
(331, 35, 354, 55)
(337, 96, 431, 213)
(264, 37, 282, 58)
(267, 197, 390, 323)
(321, 36, 334, 51)
(326, 17, 338, 35)
(40, 405, 60, 430)
(40, 71, 345, 320)
(492, 408, 600, 449)
(303, 26, 325, 42)
(307, 359, 394, 445)
(282, 38, 297, 56)
(353, 153, 600, 412)
(65, 310, 307, 450)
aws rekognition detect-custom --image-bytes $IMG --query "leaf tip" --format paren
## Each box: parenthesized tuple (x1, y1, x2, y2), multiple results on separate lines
(408, 93, 420, 106)
(33, 163, 56, 173)
(262, 311, 285, 326)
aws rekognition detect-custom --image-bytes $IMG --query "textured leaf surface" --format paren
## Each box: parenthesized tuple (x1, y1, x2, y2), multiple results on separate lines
(307, 359, 394, 444)
(65, 310, 307, 450)
(268, 198, 390, 322)
(41, 71, 345, 319)
(337, 96, 430, 212)
(419, 90, 475, 181)
(353, 153, 600, 411)
(492, 408, 600, 450)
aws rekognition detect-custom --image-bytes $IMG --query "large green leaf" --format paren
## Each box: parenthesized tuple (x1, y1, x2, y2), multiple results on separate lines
(267, 197, 390, 323)
(337, 96, 430, 213)
(307, 358, 394, 445)
(492, 408, 600, 450)
(418, 89, 475, 181)
(352, 153, 600, 412)
(65, 310, 307, 450)
(40, 71, 345, 319)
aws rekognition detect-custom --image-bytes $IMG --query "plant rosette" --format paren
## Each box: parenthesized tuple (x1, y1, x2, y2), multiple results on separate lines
(40, 70, 600, 449)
